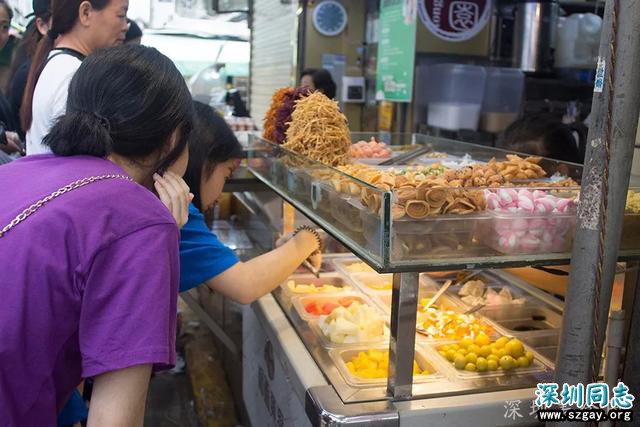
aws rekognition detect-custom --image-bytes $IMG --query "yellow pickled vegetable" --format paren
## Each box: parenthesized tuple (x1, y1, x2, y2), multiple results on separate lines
(287, 280, 350, 294)
(345, 349, 429, 379)
(346, 262, 375, 273)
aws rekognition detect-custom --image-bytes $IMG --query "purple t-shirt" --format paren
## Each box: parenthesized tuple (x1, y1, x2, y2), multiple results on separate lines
(0, 154, 180, 426)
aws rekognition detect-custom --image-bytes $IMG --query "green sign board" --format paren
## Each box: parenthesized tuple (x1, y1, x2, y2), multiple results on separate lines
(376, 0, 417, 102)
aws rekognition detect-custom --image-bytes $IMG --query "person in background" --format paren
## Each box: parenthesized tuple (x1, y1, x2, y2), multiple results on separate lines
(300, 67, 316, 89)
(0, 2, 26, 163)
(500, 113, 585, 164)
(0, 44, 193, 426)
(0, 1, 16, 93)
(311, 68, 337, 100)
(8, 0, 51, 137)
(179, 101, 321, 301)
(22, 0, 129, 155)
(124, 18, 141, 44)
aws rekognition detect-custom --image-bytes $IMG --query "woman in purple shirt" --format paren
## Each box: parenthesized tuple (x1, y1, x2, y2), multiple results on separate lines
(0, 44, 193, 426)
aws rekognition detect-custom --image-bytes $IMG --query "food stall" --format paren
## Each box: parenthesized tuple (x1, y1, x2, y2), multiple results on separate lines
(220, 131, 640, 426)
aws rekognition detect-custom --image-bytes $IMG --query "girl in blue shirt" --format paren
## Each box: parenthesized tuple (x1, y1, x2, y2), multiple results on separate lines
(179, 102, 321, 300)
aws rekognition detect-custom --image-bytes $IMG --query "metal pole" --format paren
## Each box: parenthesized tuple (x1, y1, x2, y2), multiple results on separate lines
(554, 0, 640, 393)
(604, 310, 625, 389)
(387, 272, 419, 399)
(601, 310, 625, 427)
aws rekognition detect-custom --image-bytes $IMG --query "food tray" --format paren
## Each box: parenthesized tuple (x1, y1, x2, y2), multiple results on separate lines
(374, 289, 465, 316)
(291, 293, 370, 320)
(443, 272, 535, 308)
(349, 272, 394, 293)
(310, 316, 390, 348)
(333, 258, 376, 275)
(428, 339, 550, 379)
(476, 210, 576, 255)
(479, 305, 563, 335)
(329, 346, 441, 388)
(293, 260, 337, 275)
(476, 189, 577, 255)
(281, 273, 353, 297)
(521, 333, 559, 367)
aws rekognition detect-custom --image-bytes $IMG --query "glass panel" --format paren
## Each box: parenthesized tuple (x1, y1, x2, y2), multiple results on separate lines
(248, 134, 640, 271)
(247, 135, 390, 267)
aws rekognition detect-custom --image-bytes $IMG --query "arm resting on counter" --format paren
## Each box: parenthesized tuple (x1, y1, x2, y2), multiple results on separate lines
(203, 231, 319, 304)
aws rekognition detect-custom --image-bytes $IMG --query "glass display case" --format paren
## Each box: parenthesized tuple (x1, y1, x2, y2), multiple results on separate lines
(248, 134, 640, 273)
(247, 133, 640, 402)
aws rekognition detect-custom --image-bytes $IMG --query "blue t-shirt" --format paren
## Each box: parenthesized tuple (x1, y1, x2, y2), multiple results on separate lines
(179, 203, 240, 292)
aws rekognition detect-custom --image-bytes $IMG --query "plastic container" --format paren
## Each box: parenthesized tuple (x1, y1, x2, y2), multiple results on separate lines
(292, 260, 337, 275)
(281, 273, 353, 297)
(476, 188, 578, 255)
(481, 67, 524, 133)
(429, 340, 549, 379)
(479, 304, 563, 335)
(292, 293, 371, 320)
(329, 346, 440, 387)
(555, 13, 602, 69)
(521, 333, 559, 368)
(444, 271, 535, 308)
(477, 210, 576, 255)
(375, 289, 464, 315)
(311, 313, 390, 348)
(350, 272, 393, 293)
(424, 64, 487, 131)
(334, 258, 376, 275)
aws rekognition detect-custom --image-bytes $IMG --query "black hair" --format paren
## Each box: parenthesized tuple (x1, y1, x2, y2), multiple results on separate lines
(300, 68, 316, 79)
(184, 101, 243, 211)
(312, 68, 337, 100)
(44, 44, 193, 175)
(0, 1, 13, 21)
(0, 2, 13, 22)
(125, 19, 142, 42)
(21, 0, 111, 131)
(501, 113, 584, 164)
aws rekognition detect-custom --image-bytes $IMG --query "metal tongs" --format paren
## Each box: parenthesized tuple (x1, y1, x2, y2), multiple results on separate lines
(302, 260, 320, 278)
(423, 270, 482, 310)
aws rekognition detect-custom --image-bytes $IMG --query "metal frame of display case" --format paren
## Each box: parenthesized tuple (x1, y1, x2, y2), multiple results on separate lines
(246, 133, 640, 401)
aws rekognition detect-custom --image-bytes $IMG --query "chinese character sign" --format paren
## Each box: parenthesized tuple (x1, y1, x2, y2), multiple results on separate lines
(535, 382, 636, 410)
(418, 0, 492, 42)
(375, 0, 418, 102)
(504, 400, 524, 421)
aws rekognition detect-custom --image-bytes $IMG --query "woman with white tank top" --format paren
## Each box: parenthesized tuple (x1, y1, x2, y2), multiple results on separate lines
(22, 0, 128, 155)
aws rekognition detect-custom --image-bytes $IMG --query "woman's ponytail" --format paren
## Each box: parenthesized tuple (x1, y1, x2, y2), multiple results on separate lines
(20, 34, 54, 131)
(43, 110, 113, 157)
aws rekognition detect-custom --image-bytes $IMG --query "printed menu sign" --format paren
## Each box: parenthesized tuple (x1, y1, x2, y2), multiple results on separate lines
(375, 0, 418, 102)
(418, 0, 492, 42)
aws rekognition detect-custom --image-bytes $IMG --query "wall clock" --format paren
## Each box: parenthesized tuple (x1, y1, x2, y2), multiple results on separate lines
(313, 0, 348, 37)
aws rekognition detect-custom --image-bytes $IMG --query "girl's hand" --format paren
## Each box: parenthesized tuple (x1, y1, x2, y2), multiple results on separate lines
(277, 229, 323, 270)
(153, 172, 193, 228)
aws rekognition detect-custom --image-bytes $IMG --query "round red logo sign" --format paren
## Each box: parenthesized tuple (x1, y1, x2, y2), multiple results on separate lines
(418, 0, 492, 42)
